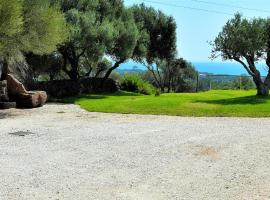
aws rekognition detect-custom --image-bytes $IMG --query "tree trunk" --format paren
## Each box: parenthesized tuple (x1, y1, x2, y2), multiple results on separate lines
(256, 82, 269, 96)
(59, 47, 80, 80)
(85, 68, 92, 77)
(103, 60, 123, 81)
(95, 69, 103, 78)
(63, 61, 79, 80)
(1, 61, 10, 81)
(70, 68, 79, 80)
(249, 70, 269, 96)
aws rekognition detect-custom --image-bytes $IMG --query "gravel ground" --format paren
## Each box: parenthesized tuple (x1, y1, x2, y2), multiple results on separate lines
(1, 104, 270, 200)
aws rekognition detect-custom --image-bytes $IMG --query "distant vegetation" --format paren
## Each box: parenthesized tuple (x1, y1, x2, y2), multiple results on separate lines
(111, 68, 255, 93)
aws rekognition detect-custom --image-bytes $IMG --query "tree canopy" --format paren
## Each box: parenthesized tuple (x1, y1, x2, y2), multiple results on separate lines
(1, 0, 179, 91)
(131, 4, 177, 64)
(0, 0, 67, 80)
(51, 1, 177, 81)
(211, 13, 270, 96)
(56, 0, 123, 80)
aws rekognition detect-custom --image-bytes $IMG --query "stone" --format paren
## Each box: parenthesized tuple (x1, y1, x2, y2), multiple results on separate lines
(0, 102, 16, 109)
(0, 80, 9, 102)
(6, 74, 47, 108)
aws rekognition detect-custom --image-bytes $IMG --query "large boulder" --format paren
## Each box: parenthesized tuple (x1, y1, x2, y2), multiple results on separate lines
(6, 74, 47, 108)
(8, 61, 34, 89)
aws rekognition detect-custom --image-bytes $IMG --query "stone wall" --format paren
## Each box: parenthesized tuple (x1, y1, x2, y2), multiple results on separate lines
(30, 78, 119, 97)
(0, 80, 9, 102)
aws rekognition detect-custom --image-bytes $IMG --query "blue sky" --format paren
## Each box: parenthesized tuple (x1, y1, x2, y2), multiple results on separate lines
(124, 0, 270, 62)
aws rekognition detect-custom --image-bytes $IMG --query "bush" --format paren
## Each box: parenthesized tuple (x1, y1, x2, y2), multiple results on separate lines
(121, 74, 156, 95)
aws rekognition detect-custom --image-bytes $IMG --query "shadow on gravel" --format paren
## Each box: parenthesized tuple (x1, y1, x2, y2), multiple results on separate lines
(0, 112, 18, 119)
(49, 94, 107, 104)
(0, 113, 8, 119)
(49, 91, 141, 104)
(195, 95, 269, 105)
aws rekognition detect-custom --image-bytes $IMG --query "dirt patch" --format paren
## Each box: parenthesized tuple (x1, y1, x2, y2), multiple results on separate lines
(192, 144, 223, 160)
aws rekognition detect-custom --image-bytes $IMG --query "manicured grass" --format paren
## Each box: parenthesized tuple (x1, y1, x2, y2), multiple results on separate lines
(54, 90, 270, 117)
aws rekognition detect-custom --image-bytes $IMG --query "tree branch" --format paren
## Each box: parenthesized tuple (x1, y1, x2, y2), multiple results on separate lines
(143, 62, 162, 89)
(233, 57, 254, 76)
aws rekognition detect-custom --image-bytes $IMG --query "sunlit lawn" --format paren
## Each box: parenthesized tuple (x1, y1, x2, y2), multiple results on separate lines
(55, 90, 270, 117)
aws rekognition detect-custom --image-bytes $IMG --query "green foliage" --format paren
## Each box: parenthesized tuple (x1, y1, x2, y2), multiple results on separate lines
(108, 10, 139, 62)
(121, 74, 156, 95)
(26, 53, 63, 80)
(0, 0, 67, 63)
(80, 57, 112, 78)
(211, 13, 266, 62)
(0, 0, 23, 61)
(39, 1, 177, 81)
(211, 13, 270, 96)
(143, 58, 198, 92)
(197, 75, 256, 91)
(109, 71, 122, 82)
(56, 0, 126, 80)
(232, 77, 255, 90)
(131, 4, 177, 63)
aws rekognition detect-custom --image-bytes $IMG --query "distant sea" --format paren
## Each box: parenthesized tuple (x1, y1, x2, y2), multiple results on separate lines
(119, 61, 268, 76)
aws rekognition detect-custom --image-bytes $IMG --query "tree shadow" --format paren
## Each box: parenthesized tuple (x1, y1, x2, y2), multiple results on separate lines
(0, 113, 8, 119)
(49, 91, 141, 104)
(195, 95, 269, 105)
(106, 91, 142, 97)
(49, 95, 107, 104)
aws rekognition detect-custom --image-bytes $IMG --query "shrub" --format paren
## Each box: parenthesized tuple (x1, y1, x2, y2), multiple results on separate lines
(155, 89, 161, 96)
(121, 74, 156, 95)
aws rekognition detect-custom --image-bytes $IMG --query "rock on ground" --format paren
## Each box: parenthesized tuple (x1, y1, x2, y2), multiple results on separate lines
(1, 104, 270, 200)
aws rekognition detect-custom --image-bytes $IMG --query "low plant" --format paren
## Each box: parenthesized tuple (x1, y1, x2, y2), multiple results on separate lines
(121, 74, 156, 95)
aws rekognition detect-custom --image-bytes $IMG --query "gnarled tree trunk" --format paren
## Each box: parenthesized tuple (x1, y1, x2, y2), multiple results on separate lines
(0, 61, 10, 81)
(252, 70, 270, 96)
(235, 57, 270, 96)
(256, 82, 269, 96)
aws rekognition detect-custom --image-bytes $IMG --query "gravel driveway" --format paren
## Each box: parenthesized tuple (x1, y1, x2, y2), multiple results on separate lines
(1, 104, 270, 200)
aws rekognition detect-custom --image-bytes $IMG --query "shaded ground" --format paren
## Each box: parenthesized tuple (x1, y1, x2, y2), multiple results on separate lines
(1, 104, 270, 199)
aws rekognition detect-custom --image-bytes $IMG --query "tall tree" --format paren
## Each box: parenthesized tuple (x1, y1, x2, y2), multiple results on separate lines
(211, 14, 270, 96)
(102, 8, 141, 81)
(0, 0, 67, 80)
(56, 0, 119, 80)
(145, 58, 197, 92)
(131, 4, 177, 90)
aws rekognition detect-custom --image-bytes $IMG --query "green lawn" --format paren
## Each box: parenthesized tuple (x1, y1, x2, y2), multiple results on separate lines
(56, 90, 270, 117)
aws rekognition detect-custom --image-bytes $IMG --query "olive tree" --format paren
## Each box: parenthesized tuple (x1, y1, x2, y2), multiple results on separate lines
(131, 4, 177, 91)
(211, 14, 270, 96)
(56, 0, 121, 80)
(103, 9, 140, 81)
(0, 0, 67, 80)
